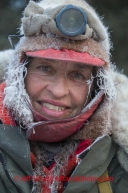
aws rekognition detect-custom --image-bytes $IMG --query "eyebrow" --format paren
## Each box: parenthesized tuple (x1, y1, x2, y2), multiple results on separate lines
(40, 59, 92, 69)
(74, 63, 92, 69)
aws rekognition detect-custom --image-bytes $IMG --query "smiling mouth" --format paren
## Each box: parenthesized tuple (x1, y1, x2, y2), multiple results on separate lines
(39, 102, 67, 111)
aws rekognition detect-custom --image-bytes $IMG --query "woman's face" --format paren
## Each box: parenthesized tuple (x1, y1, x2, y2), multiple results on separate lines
(25, 58, 93, 120)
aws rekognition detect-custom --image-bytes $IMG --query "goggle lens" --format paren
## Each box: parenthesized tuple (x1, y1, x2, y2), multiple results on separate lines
(60, 9, 85, 34)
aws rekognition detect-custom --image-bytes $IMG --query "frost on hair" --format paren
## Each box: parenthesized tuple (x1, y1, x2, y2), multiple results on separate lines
(3, 56, 33, 127)
(94, 67, 116, 101)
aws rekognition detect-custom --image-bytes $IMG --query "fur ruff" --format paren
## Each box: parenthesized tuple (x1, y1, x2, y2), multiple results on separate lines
(30, 140, 77, 193)
(70, 98, 113, 141)
(0, 49, 13, 83)
(71, 69, 128, 174)
(110, 71, 128, 172)
(2, 49, 114, 129)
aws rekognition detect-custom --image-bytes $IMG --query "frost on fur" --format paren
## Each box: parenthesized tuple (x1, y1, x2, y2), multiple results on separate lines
(82, 67, 116, 111)
(3, 54, 33, 127)
(0, 49, 13, 83)
(31, 140, 77, 193)
(95, 67, 116, 101)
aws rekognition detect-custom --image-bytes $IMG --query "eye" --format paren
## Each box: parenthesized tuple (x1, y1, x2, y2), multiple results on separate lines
(39, 65, 51, 72)
(27, 63, 54, 76)
(36, 64, 54, 75)
(68, 71, 87, 84)
(73, 72, 83, 79)
(27, 59, 55, 76)
(72, 72, 86, 79)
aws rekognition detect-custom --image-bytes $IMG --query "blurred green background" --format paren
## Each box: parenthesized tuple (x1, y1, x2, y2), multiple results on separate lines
(0, 0, 128, 75)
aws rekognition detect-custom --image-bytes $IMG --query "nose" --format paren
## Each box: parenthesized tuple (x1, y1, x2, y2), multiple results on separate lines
(47, 76, 70, 98)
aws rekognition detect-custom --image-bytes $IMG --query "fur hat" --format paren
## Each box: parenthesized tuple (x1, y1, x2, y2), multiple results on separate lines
(16, 0, 111, 65)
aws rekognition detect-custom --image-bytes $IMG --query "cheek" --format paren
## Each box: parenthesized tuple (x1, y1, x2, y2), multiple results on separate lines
(73, 80, 94, 112)
(24, 74, 44, 98)
(73, 85, 89, 108)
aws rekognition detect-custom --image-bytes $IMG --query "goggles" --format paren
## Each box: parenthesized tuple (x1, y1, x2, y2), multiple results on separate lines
(8, 4, 88, 48)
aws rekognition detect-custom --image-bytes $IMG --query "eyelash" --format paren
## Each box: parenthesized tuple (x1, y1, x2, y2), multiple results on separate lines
(39, 65, 51, 71)
(69, 71, 87, 80)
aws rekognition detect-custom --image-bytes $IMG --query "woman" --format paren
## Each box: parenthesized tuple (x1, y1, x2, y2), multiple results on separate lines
(0, 0, 128, 192)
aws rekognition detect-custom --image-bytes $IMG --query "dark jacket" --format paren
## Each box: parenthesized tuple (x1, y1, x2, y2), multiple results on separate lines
(0, 124, 128, 193)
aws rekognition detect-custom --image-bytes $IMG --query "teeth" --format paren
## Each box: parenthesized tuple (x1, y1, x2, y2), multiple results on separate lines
(41, 103, 65, 111)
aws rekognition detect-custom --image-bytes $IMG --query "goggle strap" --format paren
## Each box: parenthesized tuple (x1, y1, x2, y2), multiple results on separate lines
(8, 34, 24, 49)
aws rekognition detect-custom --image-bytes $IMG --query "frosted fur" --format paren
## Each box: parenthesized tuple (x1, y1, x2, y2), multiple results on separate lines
(95, 67, 116, 101)
(14, 36, 109, 64)
(49, 141, 77, 191)
(0, 49, 13, 83)
(3, 52, 33, 126)
(30, 140, 77, 193)
(111, 71, 128, 172)
(83, 67, 116, 107)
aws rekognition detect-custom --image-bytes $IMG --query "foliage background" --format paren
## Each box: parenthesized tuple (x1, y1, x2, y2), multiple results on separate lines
(0, 0, 128, 74)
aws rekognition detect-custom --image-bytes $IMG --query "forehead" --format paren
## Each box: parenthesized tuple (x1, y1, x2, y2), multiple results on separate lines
(29, 57, 93, 70)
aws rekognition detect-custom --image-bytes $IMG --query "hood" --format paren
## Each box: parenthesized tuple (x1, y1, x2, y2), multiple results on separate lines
(3, 0, 115, 125)
(2, 0, 115, 127)
(2, 0, 115, 132)
(1, 49, 128, 171)
(110, 70, 128, 172)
